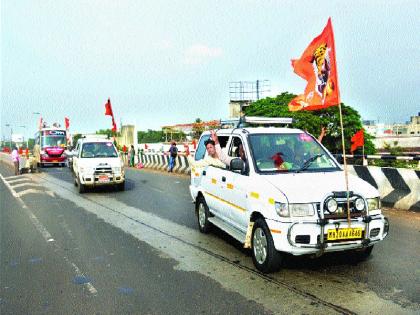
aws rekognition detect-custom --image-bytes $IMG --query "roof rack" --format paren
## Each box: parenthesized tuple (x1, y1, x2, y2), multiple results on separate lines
(81, 134, 110, 140)
(220, 116, 293, 129)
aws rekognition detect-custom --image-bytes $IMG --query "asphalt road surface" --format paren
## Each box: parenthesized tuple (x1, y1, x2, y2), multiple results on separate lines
(1, 162, 419, 314)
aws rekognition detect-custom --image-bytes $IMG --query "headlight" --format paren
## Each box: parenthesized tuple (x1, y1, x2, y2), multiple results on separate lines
(275, 202, 289, 217)
(79, 167, 93, 174)
(326, 198, 338, 213)
(40, 150, 45, 155)
(289, 203, 315, 217)
(354, 198, 365, 211)
(113, 167, 121, 173)
(367, 197, 381, 211)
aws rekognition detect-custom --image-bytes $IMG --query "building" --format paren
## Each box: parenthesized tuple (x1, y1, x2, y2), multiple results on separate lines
(363, 113, 420, 153)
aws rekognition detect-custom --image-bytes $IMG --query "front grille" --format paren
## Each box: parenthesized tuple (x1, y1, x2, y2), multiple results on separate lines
(370, 228, 380, 237)
(48, 154, 62, 158)
(295, 235, 310, 244)
(94, 167, 112, 175)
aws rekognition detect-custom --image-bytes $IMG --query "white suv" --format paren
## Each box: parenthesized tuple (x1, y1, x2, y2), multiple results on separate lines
(189, 118, 389, 273)
(72, 137, 125, 193)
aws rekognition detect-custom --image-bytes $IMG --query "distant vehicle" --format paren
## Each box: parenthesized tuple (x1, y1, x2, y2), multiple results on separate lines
(190, 117, 389, 273)
(72, 136, 125, 193)
(34, 127, 67, 167)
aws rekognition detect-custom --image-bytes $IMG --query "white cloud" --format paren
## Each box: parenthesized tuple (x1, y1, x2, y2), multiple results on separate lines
(183, 44, 223, 65)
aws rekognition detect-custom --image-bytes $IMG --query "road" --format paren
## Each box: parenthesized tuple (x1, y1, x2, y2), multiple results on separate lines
(1, 162, 419, 314)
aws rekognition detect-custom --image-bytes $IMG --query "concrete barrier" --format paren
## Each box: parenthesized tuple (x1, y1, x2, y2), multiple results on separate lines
(347, 165, 419, 211)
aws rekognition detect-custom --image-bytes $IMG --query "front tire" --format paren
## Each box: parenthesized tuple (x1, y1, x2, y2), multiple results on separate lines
(78, 176, 86, 193)
(117, 181, 125, 191)
(251, 218, 282, 273)
(196, 196, 212, 233)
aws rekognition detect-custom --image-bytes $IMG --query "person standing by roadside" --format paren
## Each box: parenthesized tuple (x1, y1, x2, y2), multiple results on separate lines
(129, 145, 135, 167)
(11, 146, 20, 175)
(168, 141, 178, 172)
(122, 144, 128, 165)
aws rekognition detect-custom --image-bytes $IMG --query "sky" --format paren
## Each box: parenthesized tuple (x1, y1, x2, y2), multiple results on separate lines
(1, 0, 419, 140)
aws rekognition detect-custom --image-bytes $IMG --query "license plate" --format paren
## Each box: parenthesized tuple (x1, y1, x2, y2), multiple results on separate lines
(327, 228, 363, 241)
(98, 175, 110, 183)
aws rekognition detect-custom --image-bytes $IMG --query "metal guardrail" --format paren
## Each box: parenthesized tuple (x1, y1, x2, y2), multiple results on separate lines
(334, 154, 420, 161)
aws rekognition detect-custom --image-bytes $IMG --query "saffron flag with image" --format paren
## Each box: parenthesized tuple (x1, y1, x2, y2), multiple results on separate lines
(289, 18, 340, 111)
(350, 129, 364, 153)
(65, 117, 70, 129)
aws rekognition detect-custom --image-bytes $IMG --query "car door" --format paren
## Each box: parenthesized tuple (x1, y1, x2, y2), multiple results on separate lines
(198, 135, 230, 221)
(72, 141, 81, 174)
(221, 136, 250, 232)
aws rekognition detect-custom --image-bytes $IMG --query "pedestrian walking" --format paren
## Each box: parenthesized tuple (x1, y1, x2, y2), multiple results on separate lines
(122, 145, 128, 165)
(129, 145, 135, 167)
(11, 146, 20, 175)
(168, 142, 178, 172)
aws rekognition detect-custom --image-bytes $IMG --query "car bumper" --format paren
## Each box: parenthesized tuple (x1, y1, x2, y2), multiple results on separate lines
(80, 173, 125, 186)
(41, 156, 67, 163)
(266, 214, 389, 256)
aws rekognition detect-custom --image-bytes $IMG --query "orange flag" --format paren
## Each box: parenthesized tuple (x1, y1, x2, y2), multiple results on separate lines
(350, 129, 364, 153)
(104, 98, 117, 132)
(289, 18, 340, 111)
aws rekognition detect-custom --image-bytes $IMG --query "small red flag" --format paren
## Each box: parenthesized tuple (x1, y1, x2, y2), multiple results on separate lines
(105, 98, 117, 132)
(350, 129, 364, 153)
(289, 18, 340, 111)
(64, 117, 70, 129)
(105, 98, 113, 116)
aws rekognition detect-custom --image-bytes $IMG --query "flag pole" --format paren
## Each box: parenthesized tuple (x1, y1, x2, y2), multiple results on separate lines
(338, 103, 351, 225)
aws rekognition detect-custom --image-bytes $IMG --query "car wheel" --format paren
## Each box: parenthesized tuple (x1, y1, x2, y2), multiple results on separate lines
(78, 177, 86, 194)
(251, 218, 282, 273)
(117, 181, 125, 191)
(196, 196, 212, 233)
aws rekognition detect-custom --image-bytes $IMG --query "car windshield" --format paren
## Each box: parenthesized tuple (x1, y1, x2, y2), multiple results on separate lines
(81, 142, 118, 158)
(42, 136, 66, 148)
(249, 133, 339, 173)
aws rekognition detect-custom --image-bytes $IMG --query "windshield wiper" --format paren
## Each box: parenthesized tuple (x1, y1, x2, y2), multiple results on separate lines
(296, 154, 324, 173)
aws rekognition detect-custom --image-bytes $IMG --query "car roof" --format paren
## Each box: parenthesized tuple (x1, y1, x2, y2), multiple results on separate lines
(203, 127, 305, 136)
(79, 138, 114, 143)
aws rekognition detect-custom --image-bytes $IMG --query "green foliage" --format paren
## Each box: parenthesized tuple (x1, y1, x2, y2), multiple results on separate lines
(244, 92, 376, 155)
(192, 118, 205, 139)
(138, 129, 165, 143)
(371, 142, 418, 169)
(27, 138, 35, 149)
(96, 129, 120, 137)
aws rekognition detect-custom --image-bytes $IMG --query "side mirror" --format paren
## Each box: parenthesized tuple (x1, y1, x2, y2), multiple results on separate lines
(230, 158, 245, 173)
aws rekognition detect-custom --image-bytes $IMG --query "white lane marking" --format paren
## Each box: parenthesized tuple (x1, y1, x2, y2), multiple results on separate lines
(0, 173, 98, 296)
(4, 178, 32, 184)
(10, 182, 43, 189)
(3, 175, 30, 181)
(149, 186, 164, 193)
(15, 188, 49, 198)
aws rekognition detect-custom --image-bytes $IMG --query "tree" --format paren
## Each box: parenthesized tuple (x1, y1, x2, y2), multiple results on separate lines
(192, 118, 205, 139)
(96, 129, 120, 138)
(137, 129, 165, 143)
(243, 92, 376, 155)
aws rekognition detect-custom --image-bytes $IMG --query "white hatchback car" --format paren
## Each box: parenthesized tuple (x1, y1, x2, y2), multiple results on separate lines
(189, 118, 389, 273)
(72, 137, 125, 193)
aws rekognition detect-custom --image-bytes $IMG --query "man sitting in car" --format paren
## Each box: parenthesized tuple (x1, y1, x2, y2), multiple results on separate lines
(185, 137, 225, 168)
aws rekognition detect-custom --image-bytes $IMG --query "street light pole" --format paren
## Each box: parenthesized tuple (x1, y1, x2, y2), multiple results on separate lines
(20, 125, 28, 148)
(5, 124, 13, 149)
